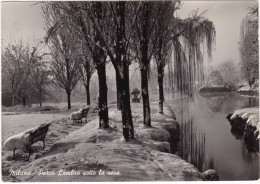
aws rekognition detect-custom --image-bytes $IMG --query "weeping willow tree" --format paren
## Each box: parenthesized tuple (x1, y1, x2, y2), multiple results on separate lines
(153, 6, 215, 114)
(170, 10, 216, 96)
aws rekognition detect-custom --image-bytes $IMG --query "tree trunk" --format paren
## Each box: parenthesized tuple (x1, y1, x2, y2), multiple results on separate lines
(66, 90, 71, 109)
(140, 2, 151, 127)
(158, 65, 164, 114)
(12, 95, 15, 106)
(116, 72, 122, 110)
(116, 2, 134, 139)
(117, 67, 134, 140)
(22, 97, 26, 106)
(85, 77, 91, 105)
(39, 87, 42, 107)
(90, 2, 109, 129)
(141, 66, 151, 126)
(96, 61, 109, 129)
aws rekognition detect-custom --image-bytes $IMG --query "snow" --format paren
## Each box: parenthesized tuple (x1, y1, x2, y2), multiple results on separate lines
(2, 103, 99, 182)
(2, 102, 201, 181)
(4, 128, 34, 151)
(230, 107, 260, 139)
(2, 105, 60, 113)
(238, 86, 251, 91)
(2, 113, 69, 142)
(237, 86, 259, 96)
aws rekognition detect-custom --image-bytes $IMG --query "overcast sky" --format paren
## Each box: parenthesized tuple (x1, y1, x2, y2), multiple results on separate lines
(1, 0, 257, 66)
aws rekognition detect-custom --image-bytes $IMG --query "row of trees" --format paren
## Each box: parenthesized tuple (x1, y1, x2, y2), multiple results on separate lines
(240, 5, 258, 86)
(2, 1, 215, 141)
(41, 1, 215, 140)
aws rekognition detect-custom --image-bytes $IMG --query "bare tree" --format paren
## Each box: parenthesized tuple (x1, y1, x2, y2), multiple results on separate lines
(42, 4, 85, 110)
(78, 44, 96, 106)
(133, 2, 165, 126)
(48, 29, 80, 109)
(42, 2, 109, 127)
(153, 1, 179, 114)
(31, 62, 52, 106)
(49, 35, 80, 109)
(2, 40, 44, 106)
(91, 1, 136, 138)
(68, 1, 138, 137)
(2, 41, 27, 106)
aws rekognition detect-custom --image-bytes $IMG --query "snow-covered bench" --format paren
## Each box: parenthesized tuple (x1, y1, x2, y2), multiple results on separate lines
(70, 106, 90, 125)
(4, 123, 51, 161)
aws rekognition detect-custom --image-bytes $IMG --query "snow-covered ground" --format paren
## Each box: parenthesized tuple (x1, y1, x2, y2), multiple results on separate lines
(237, 86, 259, 96)
(2, 113, 69, 142)
(230, 107, 260, 139)
(2, 103, 99, 181)
(2, 102, 202, 182)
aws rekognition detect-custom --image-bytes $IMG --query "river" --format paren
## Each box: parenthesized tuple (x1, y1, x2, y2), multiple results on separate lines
(167, 92, 259, 181)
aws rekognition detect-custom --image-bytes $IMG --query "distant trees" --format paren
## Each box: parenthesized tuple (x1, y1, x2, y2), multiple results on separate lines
(206, 70, 223, 86)
(240, 5, 258, 86)
(217, 60, 240, 87)
(78, 52, 95, 106)
(2, 41, 47, 106)
(2, 41, 27, 106)
(31, 63, 52, 107)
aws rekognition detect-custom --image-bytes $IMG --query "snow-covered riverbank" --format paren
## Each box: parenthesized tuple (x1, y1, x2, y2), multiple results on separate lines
(230, 107, 259, 139)
(2, 102, 204, 182)
(238, 86, 259, 96)
(228, 107, 259, 152)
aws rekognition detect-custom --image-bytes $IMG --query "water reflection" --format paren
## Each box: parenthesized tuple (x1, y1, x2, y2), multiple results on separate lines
(241, 140, 258, 163)
(167, 92, 259, 180)
(199, 92, 259, 113)
(230, 130, 244, 140)
(178, 119, 207, 172)
(171, 96, 214, 172)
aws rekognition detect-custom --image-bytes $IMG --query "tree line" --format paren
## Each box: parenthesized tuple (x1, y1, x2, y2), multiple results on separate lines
(2, 1, 215, 140)
(2, 41, 51, 106)
(240, 4, 258, 87)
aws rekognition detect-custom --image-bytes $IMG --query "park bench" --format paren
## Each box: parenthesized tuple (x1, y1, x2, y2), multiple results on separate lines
(131, 88, 141, 103)
(73, 106, 90, 126)
(26, 123, 51, 160)
(5, 123, 51, 161)
(28, 123, 51, 150)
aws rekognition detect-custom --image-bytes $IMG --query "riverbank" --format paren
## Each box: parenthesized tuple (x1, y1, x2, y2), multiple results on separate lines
(238, 86, 259, 96)
(2, 102, 202, 182)
(227, 107, 259, 152)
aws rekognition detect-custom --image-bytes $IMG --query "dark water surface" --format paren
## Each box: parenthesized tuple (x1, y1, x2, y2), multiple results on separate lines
(167, 92, 259, 181)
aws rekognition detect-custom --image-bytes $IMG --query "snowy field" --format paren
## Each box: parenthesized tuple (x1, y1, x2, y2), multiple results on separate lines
(1, 103, 99, 181)
(2, 113, 71, 143)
